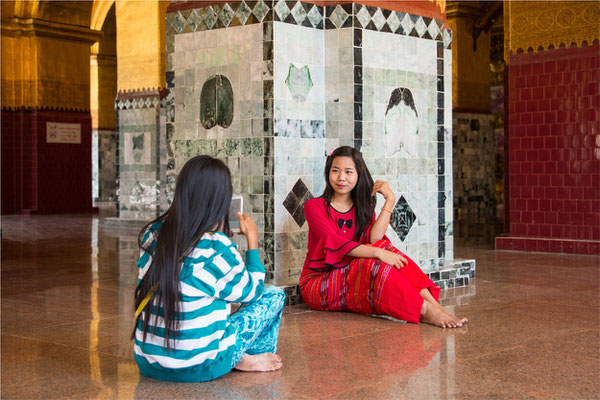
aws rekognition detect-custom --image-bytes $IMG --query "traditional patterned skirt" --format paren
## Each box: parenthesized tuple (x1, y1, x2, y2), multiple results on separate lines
(299, 238, 440, 323)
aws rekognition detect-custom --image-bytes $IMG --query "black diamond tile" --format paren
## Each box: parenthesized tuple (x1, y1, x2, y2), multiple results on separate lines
(342, 15, 352, 28)
(366, 5, 377, 16)
(394, 25, 405, 35)
(326, 5, 335, 18)
(408, 27, 419, 37)
(291, 206, 306, 227)
(285, 179, 313, 227)
(390, 195, 416, 242)
(341, 3, 352, 14)
(291, 178, 308, 198)
(283, 191, 300, 215)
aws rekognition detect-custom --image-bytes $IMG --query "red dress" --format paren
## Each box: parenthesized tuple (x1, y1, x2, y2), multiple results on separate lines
(299, 198, 440, 323)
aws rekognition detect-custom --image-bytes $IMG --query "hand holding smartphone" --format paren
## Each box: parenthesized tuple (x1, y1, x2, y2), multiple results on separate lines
(229, 195, 258, 249)
(228, 195, 243, 232)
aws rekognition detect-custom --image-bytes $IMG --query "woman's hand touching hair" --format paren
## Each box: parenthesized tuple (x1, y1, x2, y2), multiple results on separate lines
(237, 212, 258, 250)
(371, 180, 395, 203)
(376, 248, 408, 269)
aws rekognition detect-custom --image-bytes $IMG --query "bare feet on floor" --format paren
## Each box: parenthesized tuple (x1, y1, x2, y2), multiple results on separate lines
(234, 353, 283, 372)
(441, 306, 468, 326)
(420, 300, 466, 328)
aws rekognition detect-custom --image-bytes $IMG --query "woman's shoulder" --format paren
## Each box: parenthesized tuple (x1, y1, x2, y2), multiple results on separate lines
(140, 221, 162, 246)
(196, 231, 236, 250)
(185, 231, 240, 265)
(304, 197, 325, 210)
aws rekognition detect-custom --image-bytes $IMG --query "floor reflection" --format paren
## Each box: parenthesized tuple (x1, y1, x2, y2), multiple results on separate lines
(1, 210, 598, 399)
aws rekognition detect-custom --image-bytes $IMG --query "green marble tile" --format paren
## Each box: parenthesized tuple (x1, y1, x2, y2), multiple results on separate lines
(251, 138, 263, 156)
(223, 138, 240, 156)
(240, 138, 252, 156)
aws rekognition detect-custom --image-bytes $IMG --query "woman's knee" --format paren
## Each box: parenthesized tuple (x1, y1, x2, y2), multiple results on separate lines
(263, 285, 286, 310)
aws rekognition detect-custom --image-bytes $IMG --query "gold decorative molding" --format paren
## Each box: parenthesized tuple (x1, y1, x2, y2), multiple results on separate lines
(90, 54, 117, 67)
(1, 18, 98, 110)
(446, 1, 480, 19)
(504, 1, 599, 62)
(1, 17, 102, 43)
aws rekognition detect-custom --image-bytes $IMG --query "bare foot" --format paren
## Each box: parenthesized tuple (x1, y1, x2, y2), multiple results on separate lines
(420, 300, 463, 328)
(440, 306, 468, 326)
(234, 353, 283, 372)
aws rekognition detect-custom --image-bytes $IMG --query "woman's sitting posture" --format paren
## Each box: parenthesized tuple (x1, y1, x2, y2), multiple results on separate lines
(133, 155, 284, 382)
(300, 146, 467, 328)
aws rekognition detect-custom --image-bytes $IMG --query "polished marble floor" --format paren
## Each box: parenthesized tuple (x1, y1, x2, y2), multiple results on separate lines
(2, 208, 599, 399)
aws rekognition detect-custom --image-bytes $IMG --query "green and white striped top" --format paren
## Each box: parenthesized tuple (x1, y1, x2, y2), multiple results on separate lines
(134, 225, 265, 382)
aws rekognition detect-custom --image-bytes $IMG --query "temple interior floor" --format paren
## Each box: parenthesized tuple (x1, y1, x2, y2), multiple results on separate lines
(2, 207, 598, 399)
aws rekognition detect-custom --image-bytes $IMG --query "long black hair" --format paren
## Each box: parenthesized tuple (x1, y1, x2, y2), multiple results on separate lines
(321, 146, 375, 240)
(132, 155, 233, 352)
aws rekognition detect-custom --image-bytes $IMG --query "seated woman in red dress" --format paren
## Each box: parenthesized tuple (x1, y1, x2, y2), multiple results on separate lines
(299, 146, 467, 328)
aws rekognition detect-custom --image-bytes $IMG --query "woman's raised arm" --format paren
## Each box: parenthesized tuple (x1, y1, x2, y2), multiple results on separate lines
(369, 180, 396, 243)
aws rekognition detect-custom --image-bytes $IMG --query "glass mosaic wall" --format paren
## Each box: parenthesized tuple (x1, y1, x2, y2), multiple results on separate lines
(165, 0, 460, 285)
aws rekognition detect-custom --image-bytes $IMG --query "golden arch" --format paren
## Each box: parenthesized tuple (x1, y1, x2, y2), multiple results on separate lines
(91, 0, 115, 31)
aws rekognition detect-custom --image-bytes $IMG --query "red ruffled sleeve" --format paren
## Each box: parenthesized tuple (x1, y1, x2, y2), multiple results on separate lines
(304, 199, 361, 272)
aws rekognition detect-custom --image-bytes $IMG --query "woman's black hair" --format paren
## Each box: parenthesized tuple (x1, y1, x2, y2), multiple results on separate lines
(321, 146, 375, 241)
(132, 155, 233, 352)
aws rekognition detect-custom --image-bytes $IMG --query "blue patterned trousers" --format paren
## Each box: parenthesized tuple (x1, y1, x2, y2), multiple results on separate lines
(230, 286, 286, 368)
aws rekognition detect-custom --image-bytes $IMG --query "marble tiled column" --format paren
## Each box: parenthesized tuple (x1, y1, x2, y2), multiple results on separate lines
(92, 129, 117, 201)
(165, 0, 474, 288)
(113, 91, 168, 221)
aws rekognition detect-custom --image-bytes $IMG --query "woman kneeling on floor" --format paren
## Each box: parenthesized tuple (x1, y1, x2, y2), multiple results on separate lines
(132, 155, 284, 382)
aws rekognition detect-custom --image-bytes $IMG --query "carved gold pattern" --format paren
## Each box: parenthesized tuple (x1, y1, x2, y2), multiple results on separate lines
(504, 1, 600, 62)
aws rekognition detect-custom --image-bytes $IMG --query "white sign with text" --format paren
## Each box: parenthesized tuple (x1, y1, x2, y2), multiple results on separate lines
(46, 122, 81, 144)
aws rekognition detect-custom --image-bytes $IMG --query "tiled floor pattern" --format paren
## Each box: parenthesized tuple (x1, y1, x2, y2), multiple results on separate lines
(2, 208, 598, 399)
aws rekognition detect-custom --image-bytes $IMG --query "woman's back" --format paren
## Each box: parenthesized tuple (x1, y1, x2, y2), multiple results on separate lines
(134, 226, 265, 382)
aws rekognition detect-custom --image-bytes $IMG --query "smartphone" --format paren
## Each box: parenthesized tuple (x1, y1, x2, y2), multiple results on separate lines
(228, 195, 243, 232)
